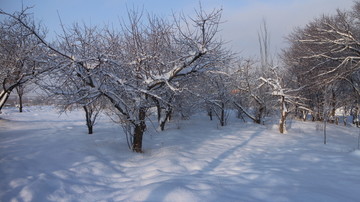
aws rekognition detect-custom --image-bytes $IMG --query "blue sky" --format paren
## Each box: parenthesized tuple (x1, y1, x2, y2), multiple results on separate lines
(0, 0, 355, 57)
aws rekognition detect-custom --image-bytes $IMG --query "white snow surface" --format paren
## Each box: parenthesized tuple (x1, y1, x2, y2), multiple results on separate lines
(1, 106, 360, 202)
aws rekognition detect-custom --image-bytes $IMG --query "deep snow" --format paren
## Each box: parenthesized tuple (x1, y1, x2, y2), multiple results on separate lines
(1, 106, 360, 202)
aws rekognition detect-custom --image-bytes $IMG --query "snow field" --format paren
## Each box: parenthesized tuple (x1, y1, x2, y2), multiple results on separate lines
(1, 106, 360, 201)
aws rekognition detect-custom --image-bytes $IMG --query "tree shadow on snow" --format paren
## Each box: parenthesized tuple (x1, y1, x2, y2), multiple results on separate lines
(145, 129, 264, 201)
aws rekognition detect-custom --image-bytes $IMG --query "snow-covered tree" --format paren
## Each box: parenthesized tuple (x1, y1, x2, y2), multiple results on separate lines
(232, 21, 275, 125)
(0, 9, 49, 112)
(283, 1, 360, 124)
(259, 66, 306, 133)
(198, 70, 233, 126)
(285, 8, 360, 85)
(2, 7, 229, 152)
(15, 83, 26, 112)
(232, 59, 270, 124)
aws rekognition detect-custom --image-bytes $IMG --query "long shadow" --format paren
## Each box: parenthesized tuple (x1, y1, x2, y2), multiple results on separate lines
(145, 128, 264, 201)
(200, 130, 263, 174)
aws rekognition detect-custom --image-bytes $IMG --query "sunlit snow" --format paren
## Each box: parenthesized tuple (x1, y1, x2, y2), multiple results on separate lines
(1, 106, 360, 201)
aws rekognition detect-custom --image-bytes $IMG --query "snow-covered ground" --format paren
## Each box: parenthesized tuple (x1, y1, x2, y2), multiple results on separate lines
(1, 106, 360, 202)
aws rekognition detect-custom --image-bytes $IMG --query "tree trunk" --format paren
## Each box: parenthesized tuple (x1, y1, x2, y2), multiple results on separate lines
(233, 102, 258, 124)
(323, 118, 327, 144)
(18, 92, 23, 113)
(352, 106, 359, 125)
(236, 109, 246, 122)
(311, 113, 315, 122)
(0, 90, 11, 112)
(154, 99, 161, 122)
(236, 109, 241, 119)
(83, 106, 93, 134)
(302, 110, 308, 121)
(279, 96, 288, 134)
(220, 102, 225, 126)
(15, 85, 25, 113)
(132, 107, 147, 153)
(87, 124, 93, 134)
(330, 89, 336, 123)
(160, 108, 172, 131)
(279, 113, 287, 134)
(0, 82, 20, 112)
(208, 108, 213, 121)
(255, 105, 265, 124)
(168, 109, 172, 121)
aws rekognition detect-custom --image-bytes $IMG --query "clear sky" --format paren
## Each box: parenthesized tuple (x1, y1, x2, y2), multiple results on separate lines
(0, 0, 355, 57)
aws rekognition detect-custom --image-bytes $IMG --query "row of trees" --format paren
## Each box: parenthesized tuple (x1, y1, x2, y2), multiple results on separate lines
(2, 1, 360, 152)
(0, 7, 233, 152)
(283, 1, 360, 124)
